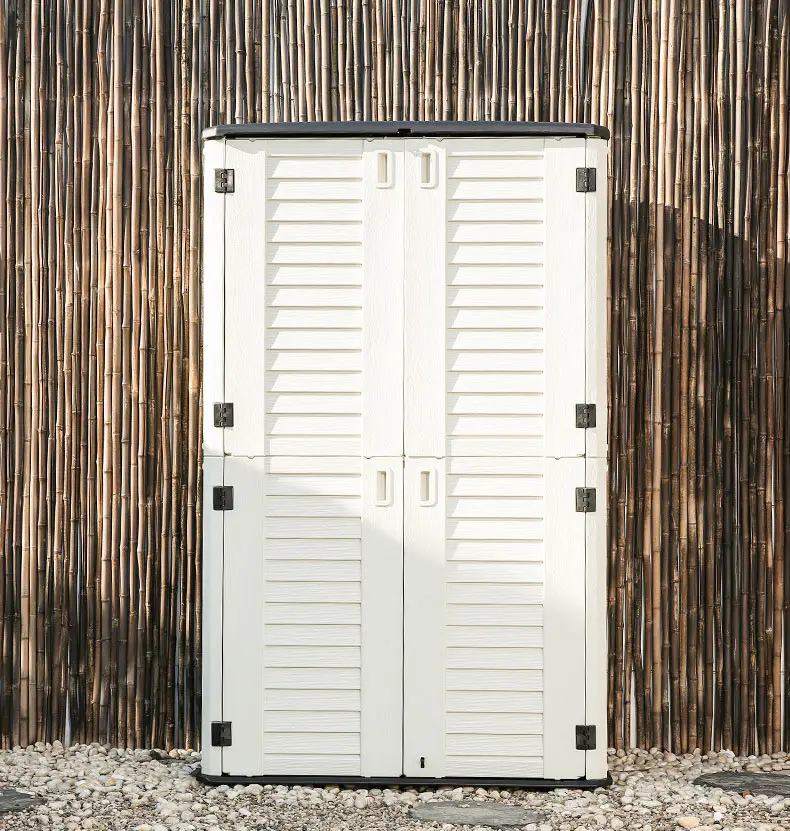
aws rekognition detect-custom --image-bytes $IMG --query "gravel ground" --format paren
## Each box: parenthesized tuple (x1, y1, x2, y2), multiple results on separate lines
(0, 744, 788, 831)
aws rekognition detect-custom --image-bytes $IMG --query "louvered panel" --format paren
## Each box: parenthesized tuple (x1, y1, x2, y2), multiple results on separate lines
(264, 495, 362, 517)
(447, 497, 545, 519)
(447, 475, 543, 496)
(444, 149, 547, 461)
(266, 180, 364, 201)
(266, 625, 361, 646)
(446, 669, 543, 691)
(447, 648, 542, 670)
(264, 689, 361, 710)
(266, 351, 362, 371)
(265, 711, 362, 732)
(263, 149, 364, 476)
(448, 309, 544, 329)
(265, 667, 361, 689)
(267, 202, 362, 223)
(267, 374, 362, 393)
(447, 518, 545, 541)
(265, 437, 361, 455)
(447, 264, 545, 285)
(261, 135, 365, 777)
(268, 287, 362, 306)
(267, 394, 361, 414)
(446, 691, 543, 713)
(445, 757, 543, 777)
(447, 561, 543, 582)
(265, 456, 361, 474)
(442, 446, 547, 778)
(447, 605, 543, 627)
(447, 373, 543, 394)
(266, 582, 360, 603)
(267, 223, 363, 244)
(448, 287, 545, 306)
(446, 735, 543, 756)
(265, 518, 360, 538)
(446, 626, 542, 647)
(446, 540, 545, 561)
(265, 603, 361, 625)
(264, 646, 361, 667)
(263, 733, 361, 754)
(265, 475, 361, 496)
(263, 540, 361, 558)
(267, 264, 363, 284)
(447, 179, 544, 200)
(267, 155, 363, 178)
(263, 755, 360, 775)
(447, 583, 543, 605)
(265, 560, 361, 581)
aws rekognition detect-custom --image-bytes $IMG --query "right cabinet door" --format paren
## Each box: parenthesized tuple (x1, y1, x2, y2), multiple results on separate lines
(403, 137, 590, 780)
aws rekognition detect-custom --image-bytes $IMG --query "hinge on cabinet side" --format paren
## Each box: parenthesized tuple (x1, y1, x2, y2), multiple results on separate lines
(214, 168, 235, 193)
(576, 725, 596, 750)
(211, 722, 232, 747)
(213, 402, 234, 428)
(212, 486, 234, 511)
(575, 487, 596, 512)
(576, 167, 597, 192)
(575, 403, 597, 428)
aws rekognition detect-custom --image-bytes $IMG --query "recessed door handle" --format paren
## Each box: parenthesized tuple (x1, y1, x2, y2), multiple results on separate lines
(419, 149, 438, 188)
(419, 469, 437, 507)
(375, 469, 393, 506)
(375, 150, 394, 188)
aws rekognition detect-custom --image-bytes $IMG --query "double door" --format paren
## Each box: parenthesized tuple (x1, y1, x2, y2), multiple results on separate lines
(203, 135, 605, 781)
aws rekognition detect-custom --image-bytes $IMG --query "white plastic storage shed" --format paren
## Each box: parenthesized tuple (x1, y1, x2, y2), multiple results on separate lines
(200, 121, 609, 788)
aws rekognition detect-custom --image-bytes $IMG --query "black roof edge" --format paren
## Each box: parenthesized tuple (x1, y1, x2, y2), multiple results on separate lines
(202, 120, 609, 141)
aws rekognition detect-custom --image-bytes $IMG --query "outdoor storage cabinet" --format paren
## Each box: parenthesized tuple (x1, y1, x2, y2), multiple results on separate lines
(201, 122, 609, 787)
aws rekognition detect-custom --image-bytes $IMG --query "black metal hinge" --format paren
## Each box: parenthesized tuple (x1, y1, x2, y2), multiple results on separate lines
(211, 722, 232, 747)
(215, 168, 235, 193)
(576, 167, 597, 192)
(575, 403, 597, 428)
(576, 725, 596, 750)
(213, 486, 234, 511)
(575, 487, 597, 512)
(213, 402, 234, 428)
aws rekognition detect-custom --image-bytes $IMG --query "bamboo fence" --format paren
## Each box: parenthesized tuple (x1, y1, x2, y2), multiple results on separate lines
(0, 0, 788, 754)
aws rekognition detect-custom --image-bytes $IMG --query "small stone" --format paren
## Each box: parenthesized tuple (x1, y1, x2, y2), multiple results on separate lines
(677, 819, 701, 829)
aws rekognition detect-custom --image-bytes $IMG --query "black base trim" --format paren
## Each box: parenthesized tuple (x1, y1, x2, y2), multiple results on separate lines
(194, 767, 612, 790)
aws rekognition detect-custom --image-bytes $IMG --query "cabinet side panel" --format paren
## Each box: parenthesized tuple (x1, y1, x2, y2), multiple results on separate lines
(543, 457, 587, 779)
(543, 138, 586, 458)
(585, 137, 609, 459)
(203, 139, 226, 457)
(201, 457, 225, 775)
(585, 456, 608, 779)
(224, 140, 269, 456)
(222, 457, 266, 775)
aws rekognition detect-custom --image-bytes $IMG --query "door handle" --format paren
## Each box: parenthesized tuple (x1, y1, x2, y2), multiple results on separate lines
(375, 150, 394, 188)
(419, 149, 438, 188)
(419, 469, 437, 507)
(375, 469, 393, 506)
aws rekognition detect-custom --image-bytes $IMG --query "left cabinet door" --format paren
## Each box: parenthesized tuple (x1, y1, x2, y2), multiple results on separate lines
(211, 138, 406, 777)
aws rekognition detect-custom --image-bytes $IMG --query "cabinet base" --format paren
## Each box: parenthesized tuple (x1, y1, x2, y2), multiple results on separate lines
(195, 768, 611, 790)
